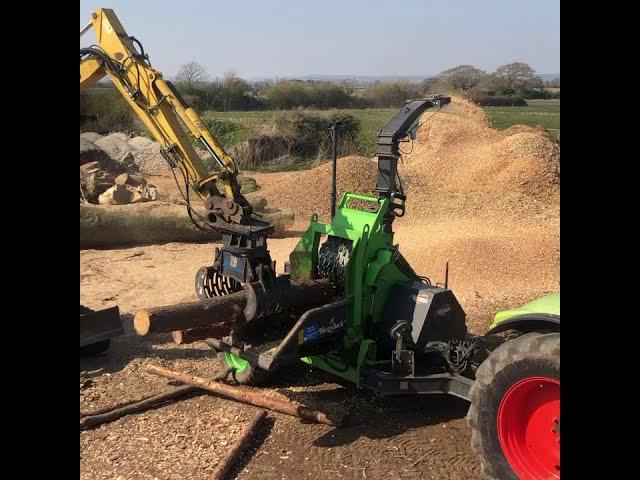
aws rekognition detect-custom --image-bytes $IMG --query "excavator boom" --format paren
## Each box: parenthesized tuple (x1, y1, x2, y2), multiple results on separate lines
(80, 8, 263, 233)
(80, 8, 278, 298)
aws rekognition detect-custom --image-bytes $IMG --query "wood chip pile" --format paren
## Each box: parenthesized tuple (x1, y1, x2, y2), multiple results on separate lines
(259, 96, 560, 224)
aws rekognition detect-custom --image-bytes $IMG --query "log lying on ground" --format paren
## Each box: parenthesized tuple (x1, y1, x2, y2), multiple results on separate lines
(80, 202, 220, 249)
(80, 385, 198, 430)
(172, 325, 231, 344)
(80, 202, 293, 249)
(134, 291, 246, 336)
(147, 364, 343, 426)
(212, 410, 266, 480)
(79, 369, 233, 430)
(135, 279, 334, 336)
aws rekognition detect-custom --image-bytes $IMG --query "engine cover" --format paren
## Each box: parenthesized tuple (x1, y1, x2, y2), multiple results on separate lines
(381, 281, 466, 348)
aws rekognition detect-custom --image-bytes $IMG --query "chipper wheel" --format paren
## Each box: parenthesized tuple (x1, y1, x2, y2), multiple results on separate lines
(216, 352, 272, 386)
(467, 332, 560, 480)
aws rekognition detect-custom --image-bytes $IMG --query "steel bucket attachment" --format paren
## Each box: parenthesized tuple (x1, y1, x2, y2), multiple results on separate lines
(80, 305, 123, 353)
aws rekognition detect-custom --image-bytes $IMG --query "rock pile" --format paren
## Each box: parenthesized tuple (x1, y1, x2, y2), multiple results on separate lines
(80, 132, 168, 204)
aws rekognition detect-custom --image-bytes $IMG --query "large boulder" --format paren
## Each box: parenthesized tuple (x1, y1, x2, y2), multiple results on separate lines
(94, 134, 138, 172)
(98, 184, 132, 205)
(126, 136, 167, 174)
(80, 132, 104, 144)
(108, 132, 131, 142)
(80, 137, 123, 173)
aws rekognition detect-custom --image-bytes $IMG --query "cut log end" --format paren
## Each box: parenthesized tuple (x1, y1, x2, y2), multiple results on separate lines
(171, 325, 230, 344)
(133, 311, 151, 336)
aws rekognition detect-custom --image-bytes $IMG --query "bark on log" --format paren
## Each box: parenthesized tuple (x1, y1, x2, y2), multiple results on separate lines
(212, 410, 266, 480)
(134, 291, 246, 336)
(146, 364, 343, 426)
(135, 279, 335, 337)
(172, 325, 231, 344)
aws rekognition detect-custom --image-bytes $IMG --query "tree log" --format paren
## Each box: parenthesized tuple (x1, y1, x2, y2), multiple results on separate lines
(135, 279, 335, 337)
(172, 325, 231, 344)
(79, 385, 198, 430)
(146, 364, 343, 426)
(134, 291, 246, 336)
(79, 369, 233, 429)
(212, 410, 266, 480)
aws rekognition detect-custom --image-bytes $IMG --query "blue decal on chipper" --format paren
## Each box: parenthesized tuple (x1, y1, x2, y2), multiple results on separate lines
(303, 324, 319, 341)
(301, 317, 347, 343)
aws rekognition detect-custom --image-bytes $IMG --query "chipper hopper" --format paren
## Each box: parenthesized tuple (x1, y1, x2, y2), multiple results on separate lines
(134, 97, 560, 480)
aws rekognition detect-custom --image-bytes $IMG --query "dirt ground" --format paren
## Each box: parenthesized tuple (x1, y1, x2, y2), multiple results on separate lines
(81, 99, 559, 479)
(81, 239, 486, 480)
(80, 222, 556, 480)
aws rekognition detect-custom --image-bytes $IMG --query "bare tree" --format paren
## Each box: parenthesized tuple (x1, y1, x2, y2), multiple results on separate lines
(223, 70, 239, 84)
(545, 77, 560, 88)
(494, 62, 543, 91)
(438, 65, 486, 91)
(176, 61, 208, 86)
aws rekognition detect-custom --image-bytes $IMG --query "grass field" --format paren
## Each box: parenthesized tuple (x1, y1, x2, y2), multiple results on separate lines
(203, 99, 559, 156)
(484, 99, 560, 139)
(202, 108, 398, 156)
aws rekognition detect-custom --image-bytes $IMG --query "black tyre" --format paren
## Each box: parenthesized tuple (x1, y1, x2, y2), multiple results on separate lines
(216, 352, 272, 385)
(467, 332, 560, 480)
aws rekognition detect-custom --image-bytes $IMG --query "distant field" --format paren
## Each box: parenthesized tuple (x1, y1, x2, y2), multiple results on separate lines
(484, 99, 560, 139)
(202, 108, 397, 156)
(203, 100, 559, 157)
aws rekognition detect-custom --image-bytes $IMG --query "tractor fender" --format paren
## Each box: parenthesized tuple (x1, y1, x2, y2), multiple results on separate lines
(485, 313, 560, 335)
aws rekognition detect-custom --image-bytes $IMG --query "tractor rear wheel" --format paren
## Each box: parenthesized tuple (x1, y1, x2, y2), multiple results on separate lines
(467, 332, 560, 480)
(216, 352, 271, 385)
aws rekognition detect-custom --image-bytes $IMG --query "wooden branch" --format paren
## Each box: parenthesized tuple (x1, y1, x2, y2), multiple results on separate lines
(80, 385, 198, 430)
(212, 410, 267, 480)
(146, 363, 343, 426)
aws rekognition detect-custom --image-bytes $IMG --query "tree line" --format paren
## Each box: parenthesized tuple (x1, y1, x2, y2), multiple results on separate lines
(173, 60, 558, 111)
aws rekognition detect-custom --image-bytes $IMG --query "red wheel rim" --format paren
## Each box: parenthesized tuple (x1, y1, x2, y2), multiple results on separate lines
(497, 376, 560, 479)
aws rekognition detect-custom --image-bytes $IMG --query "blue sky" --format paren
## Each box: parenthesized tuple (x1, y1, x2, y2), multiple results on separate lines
(80, 0, 559, 79)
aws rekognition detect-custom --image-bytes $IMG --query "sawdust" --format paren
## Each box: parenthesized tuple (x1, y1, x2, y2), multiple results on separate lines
(257, 95, 559, 312)
(260, 96, 559, 221)
(400, 96, 559, 213)
(259, 155, 378, 223)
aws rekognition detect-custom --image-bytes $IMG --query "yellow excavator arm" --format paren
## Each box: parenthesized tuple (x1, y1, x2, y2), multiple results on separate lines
(80, 8, 260, 231)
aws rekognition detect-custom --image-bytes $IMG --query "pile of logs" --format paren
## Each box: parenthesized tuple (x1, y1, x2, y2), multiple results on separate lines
(80, 162, 163, 205)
